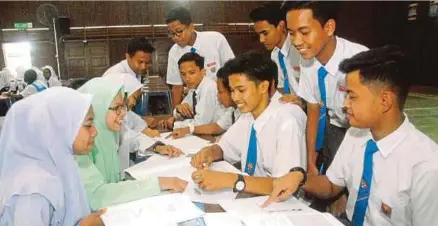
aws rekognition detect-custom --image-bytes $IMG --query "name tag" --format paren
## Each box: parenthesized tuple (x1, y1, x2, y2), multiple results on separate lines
(381, 202, 392, 218)
(207, 61, 217, 73)
(293, 66, 300, 71)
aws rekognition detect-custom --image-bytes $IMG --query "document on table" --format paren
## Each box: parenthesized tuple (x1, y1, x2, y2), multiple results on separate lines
(155, 133, 212, 154)
(124, 155, 241, 204)
(218, 196, 343, 226)
(101, 193, 204, 226)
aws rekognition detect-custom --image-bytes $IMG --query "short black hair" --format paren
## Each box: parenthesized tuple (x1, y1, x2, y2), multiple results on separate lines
(127, 37, 155, 57)
(178, 52, 204, 69)
(281, 1, 340, 27)
(166, 7, 192, 25)
(216, 66, 230, 90)
(24, 69, 37, 84)
(221, 51, 277, 89)
(249, 2, 284, 26)
(339, 45, 411, 110)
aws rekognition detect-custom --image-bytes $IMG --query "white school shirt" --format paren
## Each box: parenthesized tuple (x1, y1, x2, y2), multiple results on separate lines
(216, 107, 241, 130)
(326, 116, 438, 226)
(20, 80, 48, 98)
(297, 36, 368, 128)
(173, 76, 224, 129)
(218, 100, 307, 177)
(103, 60, 141, 82)
(271, 34, 301, 94)
(166, 31, 235, 85)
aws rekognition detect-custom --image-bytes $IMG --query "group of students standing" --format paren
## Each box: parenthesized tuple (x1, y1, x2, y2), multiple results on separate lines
(0, 1, 437, 226)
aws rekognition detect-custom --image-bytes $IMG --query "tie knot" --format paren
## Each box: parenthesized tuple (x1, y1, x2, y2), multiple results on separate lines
(278, 51, 284, 58)
(365, 139, 379, 155)
(318, 66, 328, 79)
(190, 47, 196, 53)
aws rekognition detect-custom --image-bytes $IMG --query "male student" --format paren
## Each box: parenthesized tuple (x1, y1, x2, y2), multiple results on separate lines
(103, 37, 154, 82)
(264, 45, 438, 226)
(160, 52, 224, 131)
(170, 67, 240, 139)
(166, 7, 235, 108)
(282, 1, 368, 176)
(190, 51, 307, 195)
(249, 3, 303, 106)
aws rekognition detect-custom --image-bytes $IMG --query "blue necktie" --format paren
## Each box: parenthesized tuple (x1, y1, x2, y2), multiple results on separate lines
(244, 125, 257, 176)
(190, 47, 196, 53)
(351, 139, 379, 226)
(278, 51, 291, 94)
(315, 66, 328, 151)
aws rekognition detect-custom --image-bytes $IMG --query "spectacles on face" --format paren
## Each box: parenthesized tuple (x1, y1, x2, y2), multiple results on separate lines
(167, 27, 187, 38)
(108, 104, 127, 116)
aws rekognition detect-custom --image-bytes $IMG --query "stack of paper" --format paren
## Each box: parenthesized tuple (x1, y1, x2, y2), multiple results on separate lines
(101, 193, 204, 226)
(124, 155, 241, 204)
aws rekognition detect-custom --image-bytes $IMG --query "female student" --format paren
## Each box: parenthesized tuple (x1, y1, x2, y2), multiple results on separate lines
(76, 77, 188, 210)
(105, 73, 181, 173)
(0, 87, 104, 226)
(41, 65, 62, 87)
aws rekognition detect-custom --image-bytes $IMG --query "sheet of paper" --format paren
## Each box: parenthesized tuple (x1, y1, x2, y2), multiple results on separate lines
(102, 193, 204, 226)
(125, 157, 241, 204)
(202, 213, 243, 226)
(219, 196, 315, 217)
(156, 133, 212, 154)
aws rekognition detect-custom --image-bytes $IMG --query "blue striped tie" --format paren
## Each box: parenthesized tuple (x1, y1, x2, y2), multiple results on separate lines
(244, 124, 257, 176)
(278, 51, 291, 94)
(351, 139, 379, 226)
(190, 47, 196, 53)
(315, 66, 328, 151)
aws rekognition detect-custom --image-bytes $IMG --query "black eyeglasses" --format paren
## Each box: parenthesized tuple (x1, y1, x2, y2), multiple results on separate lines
(108, 104, 127, 115)
(167, 27, 187, 38)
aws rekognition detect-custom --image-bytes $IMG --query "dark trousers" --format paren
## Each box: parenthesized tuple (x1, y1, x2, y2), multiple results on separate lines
(310, 119, 347, 213)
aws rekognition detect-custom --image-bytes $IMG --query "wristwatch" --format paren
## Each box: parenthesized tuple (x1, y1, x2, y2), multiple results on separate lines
(233, 174, 246, 193)
(289, 167, 307, 187)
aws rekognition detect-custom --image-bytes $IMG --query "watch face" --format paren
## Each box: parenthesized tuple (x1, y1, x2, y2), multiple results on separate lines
(236, 181, 245, 191)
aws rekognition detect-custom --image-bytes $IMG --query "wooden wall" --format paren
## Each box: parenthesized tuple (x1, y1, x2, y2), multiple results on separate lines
(0, 1, 437, 86)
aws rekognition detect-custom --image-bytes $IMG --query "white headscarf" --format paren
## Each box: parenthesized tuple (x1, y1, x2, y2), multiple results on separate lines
(105, 73, 142, 97)
(0, 87, 92, 225)
(42, 65, 62, 87)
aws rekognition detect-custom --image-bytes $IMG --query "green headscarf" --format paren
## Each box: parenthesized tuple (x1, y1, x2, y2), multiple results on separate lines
(77, 77, 124, 183)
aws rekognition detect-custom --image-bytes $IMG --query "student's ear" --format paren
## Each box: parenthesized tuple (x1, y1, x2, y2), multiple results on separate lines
(188, 23, 195, 32)
(125, 53, 131, 60)
(324, 19, 336, 37)
(200, 68, 206, 77)
(380, 88, 395, 113)
(277, 20, 286, 32)
(258, 80, 270, 94)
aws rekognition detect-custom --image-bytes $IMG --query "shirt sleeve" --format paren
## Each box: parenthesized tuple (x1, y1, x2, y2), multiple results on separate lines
(166, 49, 183, 85)
(217, 33, 235, 64)
(411, 167, 438, 226)
(271, 117, 307, 177)
(20, 85, 37, 98)
(325, 130, 351, 187)
(218, 119, 245, 164)
(127, 111, 147, 132)
(297, 68, 320, 104)
(2, 194, 54, 226)
(76, 155, 161, 210)
(215, 108, 233, 130)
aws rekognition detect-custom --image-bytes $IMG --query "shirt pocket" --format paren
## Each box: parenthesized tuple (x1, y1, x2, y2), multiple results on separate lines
(370, 194, 409, 226)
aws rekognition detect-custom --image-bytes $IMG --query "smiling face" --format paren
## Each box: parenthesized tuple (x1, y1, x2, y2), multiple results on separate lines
(228, 73, 269, 115)
(73, 107, 98, 155)
(286, 9, 334, 59)
(105, 93, 126, 132)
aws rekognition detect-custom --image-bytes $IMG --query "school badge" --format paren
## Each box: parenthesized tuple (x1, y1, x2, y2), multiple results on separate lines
(360, 179, 368, 190)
